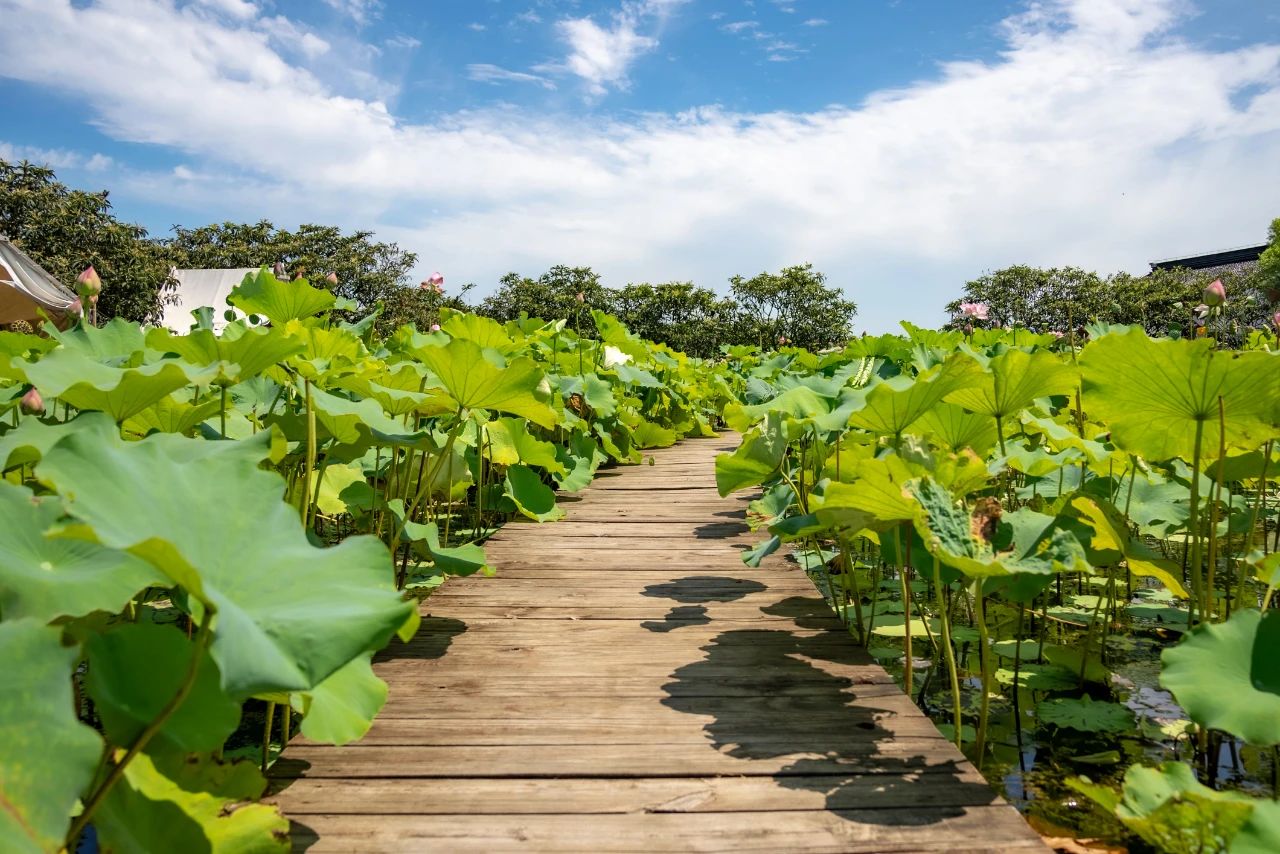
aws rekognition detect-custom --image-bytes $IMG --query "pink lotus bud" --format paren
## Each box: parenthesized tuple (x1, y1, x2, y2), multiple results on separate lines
(960, 302, 989, 320)
(273, 261, 286, 278)
(430, 323, 441, 332)
(1050, 330, 1064, 338)
(1273, 310, 1280, 330)
(575, 292, 585, 304)
(325, 272, 338, 285)
(88, 294, 98, 305)
(20, 387, 43, 414)
(427, 272, 444, 294)
(292, 272, 303, 281)
(1202, 279, 1226, 307)
(69, 298, 83, 315)
(76, 266, 102, 297)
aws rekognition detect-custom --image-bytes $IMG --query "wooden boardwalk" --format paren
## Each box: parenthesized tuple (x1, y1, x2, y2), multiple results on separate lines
(270, 436, 1045, 852)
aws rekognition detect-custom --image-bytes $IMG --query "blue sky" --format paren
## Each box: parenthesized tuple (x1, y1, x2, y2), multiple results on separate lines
(0, 0, 1278, 331)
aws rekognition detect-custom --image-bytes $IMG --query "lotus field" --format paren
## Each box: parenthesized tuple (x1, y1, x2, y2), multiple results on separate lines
(716, 322, 1280, 850)
(0, 268, 734, 852)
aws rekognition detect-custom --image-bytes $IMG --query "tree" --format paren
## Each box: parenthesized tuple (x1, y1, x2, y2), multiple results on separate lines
(943, 265, 1109, 332)
(611, 282, 738, 358)
(1257, 217, 1280, 302)
(0, 159, 175, 323)
(728, 263, 856, 351)
(477, 266, 611, 334)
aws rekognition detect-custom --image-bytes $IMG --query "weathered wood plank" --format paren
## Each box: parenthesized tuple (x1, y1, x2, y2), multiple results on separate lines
(270, 436, 1044, 852)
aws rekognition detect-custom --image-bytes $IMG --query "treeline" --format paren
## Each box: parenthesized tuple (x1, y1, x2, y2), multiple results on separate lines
(0, 159, 856, 355)
(944, 220, 1280, 340)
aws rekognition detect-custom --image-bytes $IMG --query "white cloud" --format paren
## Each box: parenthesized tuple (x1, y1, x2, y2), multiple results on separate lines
(0, 141, 88, 170)
(385, 34, 421, 49)
(467, 63, 556, 90)
(322, 0, 381, 27)
(547, 0, 689, 95)
(802, 18, 828, 27)
(721, 21, 759, 34)
(0, 0, 1277, 332)
(194, 0, 258, 20)
(259, 15, 331, 60)
(468, 23, 486, 32)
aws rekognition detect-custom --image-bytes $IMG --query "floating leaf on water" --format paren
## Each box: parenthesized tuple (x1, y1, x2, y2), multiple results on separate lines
(1037, 696, 1135, 733)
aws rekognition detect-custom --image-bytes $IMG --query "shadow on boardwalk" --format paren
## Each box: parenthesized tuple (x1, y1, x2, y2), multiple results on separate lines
(655, 587, 997, 826)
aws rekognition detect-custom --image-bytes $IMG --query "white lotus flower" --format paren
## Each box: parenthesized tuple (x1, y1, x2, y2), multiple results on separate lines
(602, 345, 632, 369)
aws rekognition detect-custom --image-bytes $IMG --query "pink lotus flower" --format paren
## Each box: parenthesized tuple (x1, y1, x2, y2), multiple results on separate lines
(1273, 310, 1280, 330)
(420, 272, 445, 294)
(430, 323, 441, 332)
(959, 302, 989, 321)
(76, 266, 102, 296)
(1202, 279, 1226, 307)
(273, 261, 286, 278)
(325, 272, 338, 285)
(20, 387, 43, 414)
(68, 298, 83, 315)
(1049, 330, 1065, 338)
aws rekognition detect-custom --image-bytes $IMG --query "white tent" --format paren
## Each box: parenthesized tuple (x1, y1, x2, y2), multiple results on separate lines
(161, 268, 258, 332)
(0, 236, 78, 328)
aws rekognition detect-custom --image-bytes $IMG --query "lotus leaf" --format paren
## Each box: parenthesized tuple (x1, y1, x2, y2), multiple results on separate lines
(0, 619, 103, 854)
(1037, 696, 1134, 733)
(228, 268, 335, 324)
(416, 338, 557, 428)
(1160, 608, 1280, 745)
(37, 427, 412, 697)
(503, 464, 565, 522)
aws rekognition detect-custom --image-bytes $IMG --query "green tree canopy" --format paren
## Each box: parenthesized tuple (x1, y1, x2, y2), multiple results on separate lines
(611, 282, 738, 358)
(728, 263, 856, 351)
(944, 265, 1109, 332)
(477, 265, 610, 333)
(0, 159, 174, 323)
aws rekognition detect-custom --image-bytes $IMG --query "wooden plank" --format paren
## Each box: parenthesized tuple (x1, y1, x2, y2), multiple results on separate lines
(283, 811, 1046, 853)
(271, 435, 1044, 852)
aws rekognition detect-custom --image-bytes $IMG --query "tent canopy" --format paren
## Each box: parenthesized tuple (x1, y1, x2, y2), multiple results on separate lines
(0, 236, 77, 328)
(162, 268, 258, 332)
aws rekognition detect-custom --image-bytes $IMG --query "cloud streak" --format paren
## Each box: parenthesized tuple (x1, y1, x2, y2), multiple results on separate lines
(0, 0, 1276, 332)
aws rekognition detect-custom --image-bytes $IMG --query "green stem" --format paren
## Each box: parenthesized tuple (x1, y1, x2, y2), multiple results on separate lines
(261, 701, 276, 774)
(892, 526, 912, 698)
(933, 556, 963, 750)
(1188, 418, 1206, 627)
(973, 578, 992, 768)
(303, 380, 317, 523)
(66, 614, 214, 848)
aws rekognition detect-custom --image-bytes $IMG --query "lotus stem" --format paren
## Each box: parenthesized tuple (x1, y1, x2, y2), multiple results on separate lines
(933, 556, 963, 750)
(892, 525, 912, 697)
(219, 385, 228, 438)
(261, 701, 276, 774)
(66, 614, 214, 849)
(972, 578, 992, 768)
(840, 538, 865, 645)
(303, 379, 317, 523)
(1187, 418, 1206, 627)
(1206, 396, 1227, 620)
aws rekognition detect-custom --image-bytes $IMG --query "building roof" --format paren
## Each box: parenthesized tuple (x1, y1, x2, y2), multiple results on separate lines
(1149, 244, 1267, 273)
(0, 236, 78, 327)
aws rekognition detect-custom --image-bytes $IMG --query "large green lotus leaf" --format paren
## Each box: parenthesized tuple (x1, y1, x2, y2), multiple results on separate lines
(0, 481, 161, 622)
(122, 394, 223, 438)
(1235, 800, 1280, 853)
(308, 463, 368, 517)
(633, 419, 678, 449)
(944, 348, 1078, 419)
(47, 316, 147, 362)
(282, 322, 367, 380)
(333, 369, 431, 417)
(37, 429, 412, 698)
(555, 432, 607, 492)
(1070, 496, 1188, 597)
(848, 355, 982, 436)
(1019, 413, 1112, 463)
(914, 401, 997, 455)
(722, 386, 830, 433)
(714, 412, 787, 495)
(558, 373, 617, 418)
(94, 750, 288, 853)
(291, 651, 387, 746)
(485, 417, 565, 475)
(0, 412, 116, 471)
(1037, 696, 1134, 733)
(228, 268, 335, 325)
(1160, 608, 1280, 745)
(0, 619, 103, 854)
(86, 623, 240, 754)
(0, 329, 58, 359)
(503, 464, 565, 522)
(146, 326, 305, 385)
(910, 479, 1088, 578)
(21, 348, 217, 422)
(1072, 762, 1260, 854)
(439, 309, 516, 352)
(1001, 443, 1081, 477)
(995, 663, 1078, 691)
(1081, 328, 1280, 461)
(820, 456, 921, 525)
(389, 502, 491, 576)
(305, 384, 429, 446)
(416, 338, 557, 428)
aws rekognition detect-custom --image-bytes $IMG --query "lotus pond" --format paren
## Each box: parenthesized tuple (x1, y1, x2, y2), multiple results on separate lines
(716, 324, 1280, 852)
(0, 268, 735, 853)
